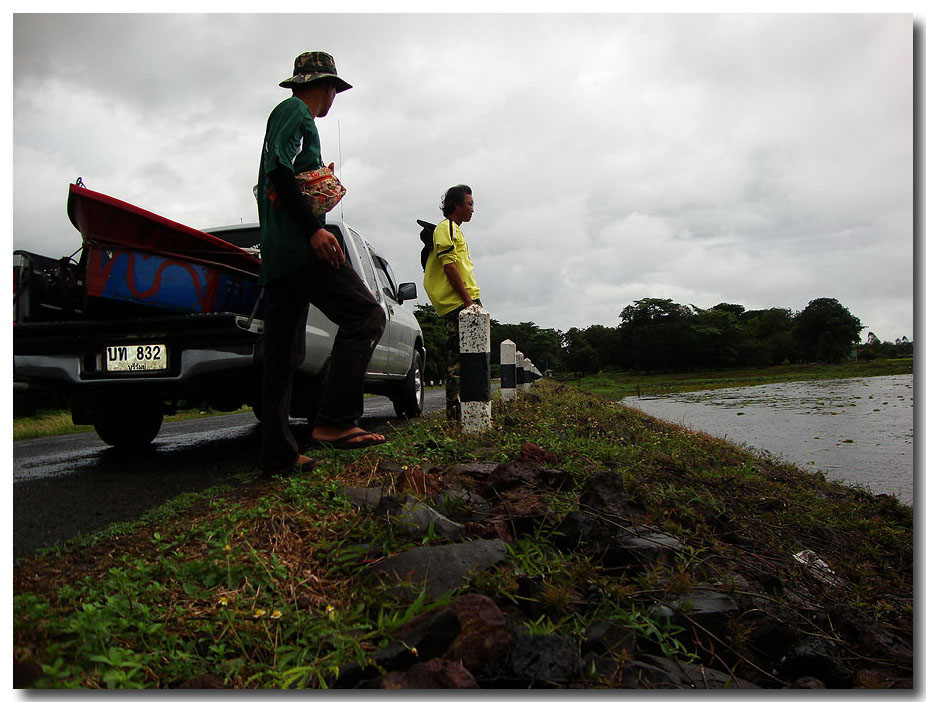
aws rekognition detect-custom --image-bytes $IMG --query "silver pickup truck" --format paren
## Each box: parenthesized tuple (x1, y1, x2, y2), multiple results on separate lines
(14, 207, 426, 450)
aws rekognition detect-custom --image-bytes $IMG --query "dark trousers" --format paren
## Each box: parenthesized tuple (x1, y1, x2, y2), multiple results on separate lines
(260, 262, 386, 469)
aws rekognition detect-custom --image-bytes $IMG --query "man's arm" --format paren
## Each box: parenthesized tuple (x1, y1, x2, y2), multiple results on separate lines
(268, 166, 345, 268)
(442, 262, 474, 308)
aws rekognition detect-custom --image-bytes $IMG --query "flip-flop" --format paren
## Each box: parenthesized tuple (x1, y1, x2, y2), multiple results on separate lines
(315, 428, 386, 450)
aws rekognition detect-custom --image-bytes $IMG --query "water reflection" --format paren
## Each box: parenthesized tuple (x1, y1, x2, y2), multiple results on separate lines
(622, 374, 913, 504)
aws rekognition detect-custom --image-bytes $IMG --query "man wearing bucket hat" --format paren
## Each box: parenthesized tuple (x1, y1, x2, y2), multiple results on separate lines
(256, 51, 387, 475)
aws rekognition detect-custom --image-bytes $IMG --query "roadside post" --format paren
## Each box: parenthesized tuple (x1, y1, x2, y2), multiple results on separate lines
(524, 358, 534, 389)
(500, 339, 517, 402)
(516, 351, 526, 392)
(459, 305, 492, 433)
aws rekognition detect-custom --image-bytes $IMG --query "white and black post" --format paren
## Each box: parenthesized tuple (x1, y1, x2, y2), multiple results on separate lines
(459, 305, 492, 433)
(500, 339, 517, 402)
(516, 351, 526, 392)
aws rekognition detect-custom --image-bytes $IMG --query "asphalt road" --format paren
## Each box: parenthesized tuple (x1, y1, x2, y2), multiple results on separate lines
(13, 388, 450, 561)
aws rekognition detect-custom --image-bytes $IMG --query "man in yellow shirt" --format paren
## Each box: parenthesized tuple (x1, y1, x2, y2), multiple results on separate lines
(423, 184, 482, 420)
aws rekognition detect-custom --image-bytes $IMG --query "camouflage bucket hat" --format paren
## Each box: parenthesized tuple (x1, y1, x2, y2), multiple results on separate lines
(279, 51, 352, 92)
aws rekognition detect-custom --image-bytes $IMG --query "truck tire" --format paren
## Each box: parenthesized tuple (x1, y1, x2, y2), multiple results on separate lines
(93, 397, 164, 449)
(392, 349, 425, 418)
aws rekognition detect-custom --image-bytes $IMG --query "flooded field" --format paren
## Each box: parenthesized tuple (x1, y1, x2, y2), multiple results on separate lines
(623, 374, 913, 504)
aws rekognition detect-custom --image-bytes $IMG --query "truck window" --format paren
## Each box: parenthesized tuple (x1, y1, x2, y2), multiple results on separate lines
(348, 229, 378, 295)
(373, 256, 397, 302)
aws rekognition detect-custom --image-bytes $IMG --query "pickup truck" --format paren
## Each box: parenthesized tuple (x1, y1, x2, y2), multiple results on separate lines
(13, 183, 426, 450)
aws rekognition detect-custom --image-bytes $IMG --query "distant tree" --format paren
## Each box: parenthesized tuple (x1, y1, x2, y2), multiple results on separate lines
(741, 307, 797, 366)
(413, 304, 447, 383)
(563, 328, 601, 375)
(491, 320, 565, 373)
(691, 306, 744, 369)
(618, 298, 695, 371)
(794, 298, 863, 363)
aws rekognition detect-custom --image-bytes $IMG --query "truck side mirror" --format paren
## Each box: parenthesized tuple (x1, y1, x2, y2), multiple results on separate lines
(396, 282, 417, 304)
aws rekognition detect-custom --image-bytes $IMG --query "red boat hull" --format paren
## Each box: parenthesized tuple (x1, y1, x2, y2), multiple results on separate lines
(67, 183, 262, 316)
(67, 183, 261, 277)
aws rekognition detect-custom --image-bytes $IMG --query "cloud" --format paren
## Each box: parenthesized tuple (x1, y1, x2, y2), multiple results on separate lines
(11, 12, 915, 342)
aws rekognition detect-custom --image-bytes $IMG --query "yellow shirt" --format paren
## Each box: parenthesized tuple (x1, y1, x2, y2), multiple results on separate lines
(423, 219, 480, 317)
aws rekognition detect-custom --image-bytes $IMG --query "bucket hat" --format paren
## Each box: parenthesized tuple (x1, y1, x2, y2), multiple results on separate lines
(279, 51, 352, 92)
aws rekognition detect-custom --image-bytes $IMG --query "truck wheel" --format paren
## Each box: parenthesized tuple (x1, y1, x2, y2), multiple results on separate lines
(392, 350, 424, 418)
(93, 397, 164, 449)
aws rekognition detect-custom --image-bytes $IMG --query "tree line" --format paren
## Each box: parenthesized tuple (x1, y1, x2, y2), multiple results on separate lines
(414, 297, 912, 380)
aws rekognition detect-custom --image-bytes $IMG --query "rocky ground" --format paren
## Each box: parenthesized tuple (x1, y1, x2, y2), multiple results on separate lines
(13, 382, 913, 689)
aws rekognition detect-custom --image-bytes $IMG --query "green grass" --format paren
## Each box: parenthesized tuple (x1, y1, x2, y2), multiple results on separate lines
(14, 379, 912, 688)
(563, 357, 913, 402)
(13, 406, 253, 442)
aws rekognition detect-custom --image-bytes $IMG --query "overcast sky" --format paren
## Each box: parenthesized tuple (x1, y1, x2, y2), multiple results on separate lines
(11, 11, 916, 342)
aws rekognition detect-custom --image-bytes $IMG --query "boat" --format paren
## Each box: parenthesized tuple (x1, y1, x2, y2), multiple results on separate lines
(66, 181, 261, 317)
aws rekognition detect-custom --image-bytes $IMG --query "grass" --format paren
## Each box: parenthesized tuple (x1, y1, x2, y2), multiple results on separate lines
(13, 406, 253, 442)
(13, 377, 913, 689)
(562, 357, 913, 402)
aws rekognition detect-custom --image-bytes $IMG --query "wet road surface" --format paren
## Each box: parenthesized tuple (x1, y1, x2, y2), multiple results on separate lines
(13, 389, 449, 561)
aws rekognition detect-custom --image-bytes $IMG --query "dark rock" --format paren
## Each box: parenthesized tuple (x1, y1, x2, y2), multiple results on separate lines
(176, 673, 225, 688)
(491, 487, 552, 534)
(583, 621, 636, 657)
(608, 526, 684, 568)
(341, 485, 385, 509)
(579, 471, 645, 521)
(437, 594, 514, 674)
(377, 460, 407, 475)
(397, 467, 441, 498)
(656, 585, 738, 627)
(517, 441, 559, 465)
(780, 636, 853, 688)
(380, 658, 478, 689)
(448, 462, 500, 479)
(465, 518, 515, 543)
(436, 488, 492, 522)
(333, 609, 461, 688)
(637, 655, 761, 689)
(790, 676, 827, 689)
(830, 605, 913, 664)
(555, 510, 613, 551)
(368, 539, 508, 600)
(506, 633, 583, 686)
(486, 461, 543, 491)
(395, 496, 464, 539)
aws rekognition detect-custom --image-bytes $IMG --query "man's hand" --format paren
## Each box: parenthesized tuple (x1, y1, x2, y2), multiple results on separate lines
(311, 228, 346, 268)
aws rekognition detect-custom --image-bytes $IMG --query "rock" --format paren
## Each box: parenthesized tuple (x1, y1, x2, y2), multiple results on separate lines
(491, 487, 551, 534)
(397, 468, 441, 498)
(437, 594, 514, 673)
(555, 510, 613, 551)
(341, 485, 385, 509)
(790, 676, 827, 689)
(486, 461, 571, 493)
(448, 462, 500, 479)
(376, 460, 407, 475)
(368, 540, 508, 600)
(637, 655, 761, 689)
(780, 636, 853, 688)
(465, 518, 515, 543)
(13, 659, 43, 688)
(579, 471, 645, 521)
(176, 673, 225, 689)
(505, 632, 583, 686)
(583, 620, 636, 657)
(517, 441, 559, 465)
(333, 609, 461, 688)
(656, 585, 739, 627)
(380, 658, 478, 689)
(608, 526, 684, 568)
(436, 488, 492, 522)
(395, 496, 465, 540)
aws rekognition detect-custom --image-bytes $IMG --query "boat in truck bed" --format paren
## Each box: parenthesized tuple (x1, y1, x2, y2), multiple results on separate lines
(13, 181, 425, 450)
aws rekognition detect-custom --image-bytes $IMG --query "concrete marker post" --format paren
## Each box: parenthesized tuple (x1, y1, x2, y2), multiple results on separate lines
(516, 351, 525, 392)
(500, 339, 517, 402)
(458, 305, 492, 433)
(524, 358, 534, 389)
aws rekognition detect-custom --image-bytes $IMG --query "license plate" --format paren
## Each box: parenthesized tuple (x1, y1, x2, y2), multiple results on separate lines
(105, 344, 168, 372)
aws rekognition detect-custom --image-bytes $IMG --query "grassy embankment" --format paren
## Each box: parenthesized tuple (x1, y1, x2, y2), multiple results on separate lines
(561, 357, 913, 402)
(13, 369, 912, 688)
(13, 357, 912, 442)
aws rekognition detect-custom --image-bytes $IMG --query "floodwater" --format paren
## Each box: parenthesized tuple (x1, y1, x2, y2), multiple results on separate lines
(622, 374, 913, 504)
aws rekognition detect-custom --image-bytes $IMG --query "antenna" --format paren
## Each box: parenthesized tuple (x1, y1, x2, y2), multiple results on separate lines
(338, 120, 345, 222)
